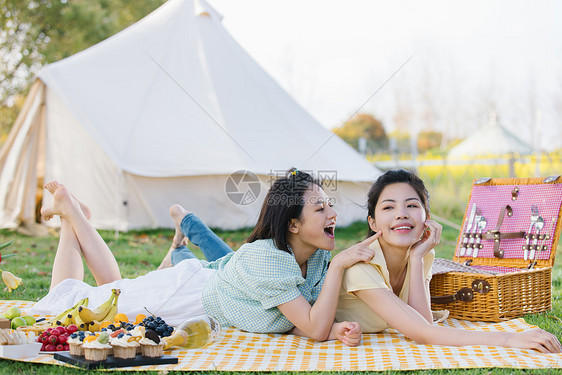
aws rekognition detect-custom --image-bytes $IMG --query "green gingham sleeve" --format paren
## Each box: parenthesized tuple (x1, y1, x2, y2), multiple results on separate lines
(233, 245, 304, 310)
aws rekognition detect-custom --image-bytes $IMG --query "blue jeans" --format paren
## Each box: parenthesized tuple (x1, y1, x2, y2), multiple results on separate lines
(171, 213, 233, 265)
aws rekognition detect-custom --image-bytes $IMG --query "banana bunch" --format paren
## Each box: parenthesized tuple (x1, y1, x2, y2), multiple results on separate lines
(78, 289, 121, 326)
(50, 298, 89, 328)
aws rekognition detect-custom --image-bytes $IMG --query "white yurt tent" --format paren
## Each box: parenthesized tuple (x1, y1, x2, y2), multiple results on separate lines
(0, 0, 381, 231)
(447, 114, 532, 178)
(448, 114, 533, 159)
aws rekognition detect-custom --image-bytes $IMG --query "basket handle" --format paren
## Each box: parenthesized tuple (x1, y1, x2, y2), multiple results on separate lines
(431, 279, 491, 304)
(431, 287, 474, 304)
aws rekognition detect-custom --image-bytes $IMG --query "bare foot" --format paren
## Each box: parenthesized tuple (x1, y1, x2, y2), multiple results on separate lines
(40, 182, 80, 220)
(170, 204, 192, 248)
(42, 181, 91, 220)
(157, 204, 192, 270)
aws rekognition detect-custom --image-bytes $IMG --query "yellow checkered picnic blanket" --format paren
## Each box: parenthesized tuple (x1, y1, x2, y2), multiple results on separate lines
(1, 300, 561, 371)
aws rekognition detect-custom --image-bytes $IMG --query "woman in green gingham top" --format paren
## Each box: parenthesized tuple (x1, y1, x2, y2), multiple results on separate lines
(35, 169, 377, 346)
(168, 168, 379, 344)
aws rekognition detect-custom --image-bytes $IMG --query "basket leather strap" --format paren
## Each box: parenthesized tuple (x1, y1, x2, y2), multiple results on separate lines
(431, 287, 474, 304)
(481, 205, 525, 258)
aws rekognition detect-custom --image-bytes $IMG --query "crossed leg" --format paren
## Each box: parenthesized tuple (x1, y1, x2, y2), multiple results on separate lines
(158, 204, 233, 270)
(157, 205, 191, 269)
(41, 181, 121, 289)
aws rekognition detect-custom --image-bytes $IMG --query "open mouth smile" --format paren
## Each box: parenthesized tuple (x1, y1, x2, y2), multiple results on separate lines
(324, 223, 335, 238)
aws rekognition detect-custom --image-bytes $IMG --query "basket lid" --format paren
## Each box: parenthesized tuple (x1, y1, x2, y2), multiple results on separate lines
(453, 176, 562, 268)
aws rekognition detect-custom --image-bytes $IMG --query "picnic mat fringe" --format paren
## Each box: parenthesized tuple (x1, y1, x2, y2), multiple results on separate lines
(1, 300, 561, 371)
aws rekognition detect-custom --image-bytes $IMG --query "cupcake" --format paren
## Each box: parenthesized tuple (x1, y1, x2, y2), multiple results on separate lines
(128, 325, 146, 354)
(67, 331, 95, 356)
(111, 332, 140, 359)
(83, 332, 111, 361)
(139, 329, 164, 358)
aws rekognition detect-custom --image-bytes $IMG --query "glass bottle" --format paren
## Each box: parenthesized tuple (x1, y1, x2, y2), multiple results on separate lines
(163, 315, 221, 350)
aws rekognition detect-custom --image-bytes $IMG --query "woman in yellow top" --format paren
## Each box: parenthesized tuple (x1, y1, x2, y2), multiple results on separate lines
(336, 169, 560, 353)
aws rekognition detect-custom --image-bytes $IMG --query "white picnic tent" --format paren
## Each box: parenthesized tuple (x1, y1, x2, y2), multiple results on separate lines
(447, 114, 533, 178)
(448, 114, 533, 159)
(0, 0, 381, 231)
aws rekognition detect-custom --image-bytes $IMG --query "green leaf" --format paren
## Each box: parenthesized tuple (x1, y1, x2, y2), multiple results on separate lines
(0, 240, 13, 251)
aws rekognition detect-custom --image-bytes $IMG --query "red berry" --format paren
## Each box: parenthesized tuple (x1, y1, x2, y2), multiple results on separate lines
(55, 326, 66, 335)
(40, 343, 46, 351)
(45, 344, 56, 352)
(50, 329, 60, 336)
(55, 344, 64, 351)
(57, 334, 68, 344)
(45, 328, 54, 334)
(64, 344, 69, 351)
(49, 336, 58, 345)
(66, 324, 78, 334)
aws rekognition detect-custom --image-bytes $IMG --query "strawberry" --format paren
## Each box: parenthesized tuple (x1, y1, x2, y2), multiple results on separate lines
(58, 334, 68, 345)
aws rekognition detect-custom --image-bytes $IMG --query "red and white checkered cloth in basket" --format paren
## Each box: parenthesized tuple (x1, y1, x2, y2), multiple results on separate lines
(432, 258, 522, 275)
(455, 183, 562, 261)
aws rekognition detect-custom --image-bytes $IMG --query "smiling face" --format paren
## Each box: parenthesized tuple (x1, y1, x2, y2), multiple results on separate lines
(368, 182, 427, 250)
(288, 185, 337, 253)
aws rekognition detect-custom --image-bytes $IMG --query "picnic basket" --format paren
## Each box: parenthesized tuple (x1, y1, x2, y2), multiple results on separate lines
(429, 176, 562, 322)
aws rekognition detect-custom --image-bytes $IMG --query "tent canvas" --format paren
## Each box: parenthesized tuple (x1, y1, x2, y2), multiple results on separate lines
(448, 114, 533, 159)
(0, 0, 381, 231)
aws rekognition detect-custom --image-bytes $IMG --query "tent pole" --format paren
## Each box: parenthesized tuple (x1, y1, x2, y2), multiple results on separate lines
(115, 169, 124, 240)
(508, 152, 516, 178)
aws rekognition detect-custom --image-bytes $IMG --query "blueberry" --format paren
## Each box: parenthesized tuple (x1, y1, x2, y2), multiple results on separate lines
(118, 333, 124, 338)
(166, 326, 173, 333)
(70, 333, 78, 339)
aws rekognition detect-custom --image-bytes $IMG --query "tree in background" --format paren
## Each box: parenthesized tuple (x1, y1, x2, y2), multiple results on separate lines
(332, 113, 388, 154)
(0, 0, 165, 139)
(417, 130, 443, 153)
(387, 129, 410, 154)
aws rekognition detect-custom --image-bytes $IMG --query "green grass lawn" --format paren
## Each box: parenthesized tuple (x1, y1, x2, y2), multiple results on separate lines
(0, 222, 560, 374)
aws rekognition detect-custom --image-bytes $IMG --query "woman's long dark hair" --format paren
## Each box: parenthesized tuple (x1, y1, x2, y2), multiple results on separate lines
(366, 169, 429, 237)
(247, 168, 321, 252)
